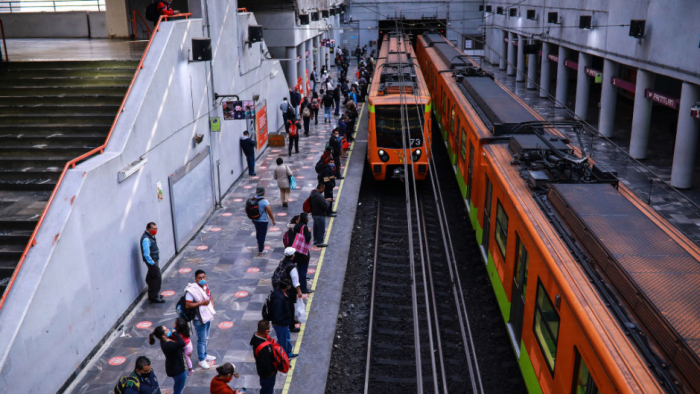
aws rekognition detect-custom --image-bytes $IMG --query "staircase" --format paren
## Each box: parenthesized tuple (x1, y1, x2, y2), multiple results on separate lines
(0, 60, 139, 295)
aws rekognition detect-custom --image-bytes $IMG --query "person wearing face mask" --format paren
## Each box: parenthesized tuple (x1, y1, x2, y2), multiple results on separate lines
(141, 222, 164, 303)
(185, 270, 217, 369)
(250, 320, 277, 394)
(120, 356, 160, 394)
(317, 157, 336, 202)
(149, 325, 187, 394)
(328, 129, 343, 179)
(210, 362, 243, 394)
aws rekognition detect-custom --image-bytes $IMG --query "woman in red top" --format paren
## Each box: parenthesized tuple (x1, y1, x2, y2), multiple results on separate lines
(210, 363, 243, 394)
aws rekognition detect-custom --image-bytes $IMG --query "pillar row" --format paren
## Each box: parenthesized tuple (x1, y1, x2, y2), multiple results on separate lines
(671, 82, 700, 188)
(298, 40, 307, 90)
(499, 30, 507, 70)
(540, 42, 551, 98)
(527, 39, 537, 90)
(555, 46, 569, 108)
(598, 59, 619, 138)
(507, 31, 516, 76)
(629, 69, 655, 159)
(516, 34, 526, 82)
(574, 52, 592, 121)
(285, 46, 297, 89)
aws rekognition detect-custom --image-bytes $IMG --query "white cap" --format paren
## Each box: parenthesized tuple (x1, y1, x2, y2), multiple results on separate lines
(284, 247, 296, 256)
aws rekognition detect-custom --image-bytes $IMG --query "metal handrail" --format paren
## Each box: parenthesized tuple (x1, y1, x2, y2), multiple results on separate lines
(131, 9, 153, 40)
(0, 12, 192, 311)
(0, 0, 105, 13)
(0, 18, 6, 61)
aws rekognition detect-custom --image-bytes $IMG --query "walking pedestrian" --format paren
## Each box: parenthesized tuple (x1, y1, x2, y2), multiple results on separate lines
(250, 186, 276, 256)
(174, 317, 194, 376)
(348, 86, 358, 104)
(300, 97, 312, 136)
(292, 214, 313, 294)
(310, 67, 318, 92)
(329, 129, 342, 179)
(322, 90, 334, 123)
(184, 270, 217, 369)
(309, 183, 335, 247)
(311, 91, 320, 125)
(119, 356, 160, 394)
(286, 116, 301, 156)
(354, 45, 361, 64)
(273, 158, 293, 208)
(149, 325, 187, 394)
(141, 222, 164, 304)
(290, 88, 301, 118)
(271, 278, 296, 357)
(210, 363, 242, 394)
(240, 131, 257, 176)
(279, 97, 291, 133)
(250, 320, 277, 394)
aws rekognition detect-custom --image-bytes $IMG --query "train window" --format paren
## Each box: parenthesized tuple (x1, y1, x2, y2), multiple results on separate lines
(442, 92, 446, 115)
(467, 142, 474, 203)
(451, 106, 456, 135)
(534, 281, 560, 374)
(374, 105, 425, 149)
(495, 201, 508, 258)
(483, 177, 493, 253)
(515, 238, 529, 299)
(572, 349, 600, 394)
(460, 129, 467, 161)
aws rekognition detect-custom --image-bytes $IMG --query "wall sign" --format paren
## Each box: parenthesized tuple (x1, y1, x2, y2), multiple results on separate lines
(210, 117, 221, 131)
(564, 59, 578, 70)
(691, 108, 700, 120)
(255, 101, 268, 150)
(645, 89, 680, 109)
(611, 77, 636, 93)
(547, 53, 558, 62)
(584, 66, 603, 83)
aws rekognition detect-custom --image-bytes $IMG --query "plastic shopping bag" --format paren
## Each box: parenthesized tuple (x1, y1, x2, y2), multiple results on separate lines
(295, 297, 306, 324)
(290, 175, 297, 190)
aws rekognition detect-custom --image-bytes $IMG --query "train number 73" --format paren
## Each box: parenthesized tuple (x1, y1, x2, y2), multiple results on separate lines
(410, 138, 421, 147)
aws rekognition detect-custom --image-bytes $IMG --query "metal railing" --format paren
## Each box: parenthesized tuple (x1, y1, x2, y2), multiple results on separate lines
(0, 13, 192, 311)
(0, 0, 106, 13)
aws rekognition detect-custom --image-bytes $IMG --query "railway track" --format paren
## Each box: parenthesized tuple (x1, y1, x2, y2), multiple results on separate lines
(364, 180, 484, 394)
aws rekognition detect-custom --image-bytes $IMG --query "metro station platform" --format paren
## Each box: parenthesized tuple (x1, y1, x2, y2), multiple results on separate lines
(5, 38, 147, 61)
(68, 103, 368, 394)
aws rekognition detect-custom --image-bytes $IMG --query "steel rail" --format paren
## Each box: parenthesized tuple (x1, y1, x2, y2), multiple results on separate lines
(363, 199, 382, 394)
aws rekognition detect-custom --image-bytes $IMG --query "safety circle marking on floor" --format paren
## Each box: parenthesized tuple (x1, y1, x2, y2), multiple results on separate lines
(108, 356, 126, 366)
(307, 268, 316, 274)
(233, 198, 243, 202)
(178, 267, 192, 274)
(210, 227, 222, 232)
(222, 212, 233, 217)
(276, 212, 288, 216)
(264, 245, 272, 250)
(314, 143, 321, 145)
(247, 267, 260, 273)
(243, 185, 253, 189)
(196, 245, 209, 251)
(297, 176, 305, 179)
(306, 156, 314, 160)
(136, 321, 153, 329)
(302, 166, 310, 169)
(218, 321, 234, 329)
(310, 246, 322, 251)
(269, 226, 281, 231)
(234, 291, 249, 298)
(250, 176, 259, 180)
(161, 290, 176, 297)
(288, 199, 295, 202)
(259, 166, 267, 169)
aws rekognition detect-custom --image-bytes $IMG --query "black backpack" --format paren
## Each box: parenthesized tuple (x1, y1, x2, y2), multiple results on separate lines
(315, 158, 325, 174)
(271, 259, 296, 289)
(262, 290, 275, 321)
(176, 293, 198, 322)
(145, 1, 160, 23)
(114, 373, 139, 394)
(245, 197, 262, 219)
(286, 105, 295, 117)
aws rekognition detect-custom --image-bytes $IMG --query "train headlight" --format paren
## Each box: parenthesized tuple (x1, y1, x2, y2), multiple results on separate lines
(412, 149, 422, 161)
(378, 149, 390, 162)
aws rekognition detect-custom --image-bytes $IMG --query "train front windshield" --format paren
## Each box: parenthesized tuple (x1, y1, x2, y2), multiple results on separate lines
(375, 105, 425, 149)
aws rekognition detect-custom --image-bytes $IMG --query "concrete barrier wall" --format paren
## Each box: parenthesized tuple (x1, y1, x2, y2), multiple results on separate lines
(0, 5, 287, 392)
(0, 11, 108, 38)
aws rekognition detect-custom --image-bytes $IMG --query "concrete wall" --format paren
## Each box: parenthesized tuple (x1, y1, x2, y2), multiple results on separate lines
(485, 0, 700, 84)
(0, 3, 287, 393)
(0, 11, 108, 38)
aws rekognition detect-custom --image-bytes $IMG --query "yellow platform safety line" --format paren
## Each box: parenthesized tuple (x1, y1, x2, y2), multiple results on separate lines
(281, 102, 366, 393)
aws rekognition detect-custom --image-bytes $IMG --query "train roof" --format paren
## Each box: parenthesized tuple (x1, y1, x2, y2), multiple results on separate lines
(369, 34, 429, 106)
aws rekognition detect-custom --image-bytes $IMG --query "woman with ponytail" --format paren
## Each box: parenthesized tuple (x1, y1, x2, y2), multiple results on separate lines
(149, 324, 187, 394)
(210, 362, 243, 394)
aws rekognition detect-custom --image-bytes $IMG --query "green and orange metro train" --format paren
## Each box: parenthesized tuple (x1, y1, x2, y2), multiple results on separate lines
(416, 33, 700, 394)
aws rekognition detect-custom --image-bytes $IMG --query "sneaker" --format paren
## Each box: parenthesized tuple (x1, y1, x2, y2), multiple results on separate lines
(289, 353, 299, 359)
(199, 360, 211, 369)
(205, 355, 216, 362)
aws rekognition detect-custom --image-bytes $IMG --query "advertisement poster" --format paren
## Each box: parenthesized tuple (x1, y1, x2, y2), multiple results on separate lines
(243, 100, 255, 119)
(255, 101, 268, 150)
(223, 100, 244, 120)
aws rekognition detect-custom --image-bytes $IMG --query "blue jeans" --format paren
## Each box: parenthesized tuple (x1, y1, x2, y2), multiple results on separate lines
(273, 324, 292, 356)
(324, 106, 332, 121)
(253, 220, 268, 253)
(297, 253, 310, 292)
(193, 319, 211, 362)
(246, 154, 255, 175)
(260, 375, 276, 394)
(312, 81, 316, 92)
(334, 99, 340, 115)
(172, 370, 187, 394)
(313, 214, 326, 245)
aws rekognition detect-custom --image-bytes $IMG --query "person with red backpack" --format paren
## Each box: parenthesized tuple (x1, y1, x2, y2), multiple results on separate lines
(250, 320, 286, 394)
(286, 116, 301, 157)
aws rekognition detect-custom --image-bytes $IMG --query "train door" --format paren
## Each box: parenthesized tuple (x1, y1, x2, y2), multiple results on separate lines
(482, 176, 493, 255)
(466, 142, 474, 203)
(509, 236, 529, 345)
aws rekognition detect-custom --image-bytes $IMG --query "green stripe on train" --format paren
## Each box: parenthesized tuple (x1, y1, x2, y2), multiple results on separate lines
(519, 343, 544, 394)
(455, 167, 467, 199)
(425, 102, 432, 112)
(486, 251, 511, 321)
(469, 201, 482, 244)
(369, 105, 375, 114)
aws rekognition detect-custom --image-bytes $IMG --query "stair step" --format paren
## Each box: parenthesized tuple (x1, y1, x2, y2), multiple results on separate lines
(0, 61, 139, 70)
(0, 146, 97, 157)
(0, 157, 79, 170)
(0, 135, 107, 146)
(0, 104, 121, 116)
(0, 125, 111, 136)
(3, 76, 134, 87)
(0, 230, 32, 245)
(0, 95, 125, 106)
(0, 114, 116, 125)
(0, 220, 40, 230)
(0, 182, 57, 192)
(0, 86, 129, 96)
(0, 69, 136, 78)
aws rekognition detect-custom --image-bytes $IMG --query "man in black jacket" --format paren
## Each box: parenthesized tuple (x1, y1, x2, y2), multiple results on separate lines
(329, 129, 343, 179)
(250, 320, 277, 394)
(322, 90, 334, 123)
(286, 116, 301, 157)
(240, 131, 257, 176)
(309, 183, 335, 247)
(293, 213, 313, 294)
(317, 158, 336, 201)
(141, 222, 164, 303)
(290, 88, 301, 118)
(271, 279, 296, 357)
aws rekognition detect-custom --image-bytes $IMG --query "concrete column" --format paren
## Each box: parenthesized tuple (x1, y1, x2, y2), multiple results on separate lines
(555, 46, 569, 108)
(671, 82, 700, 188)
(575, 52, 592, 121)
(507, 32, 516, 75)
(598, 59, 619, 138)
(629, 69, 656, 159)
(313, 36, 320, 71)
(516, 34, 526, 82)
(285, 46, 297, 89)
(105, 0, 129, 38)
(298, 40, 307, 91)
(527, 39, 537, 89)
(499, 30, 507, 70)
(540, 42, 551, 98)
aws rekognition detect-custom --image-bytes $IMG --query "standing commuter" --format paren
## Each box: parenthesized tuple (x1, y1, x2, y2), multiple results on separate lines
(310, 67, 318, 92)
(210, 363, 242, 394)
(310, 183, 335, 247)
(279, 97, 291, 133)
(317, 158, 337, 202)
(355, 45, 361, 64)
(286, 116, 301, 156)
(322, 90, 334, 123)
(250, 320, 277, 394)
(141, 222, 164, 304)
(273, 157, 293, 208)
(311, 92, 321, 125)
(250, 186, 276, 256)
(329, 129, 342, 179)
(149, 325, 187, 394)
(119, 356, 160, 394)
(292, 213, 313, 294)
(290, 88, 301, 118)
(240, 131, 257, 176)
(300, 96, 312, 136)
(333, 86, 341, 117)
(271, 278, 297, 358)
(184, 270, 216, 369)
